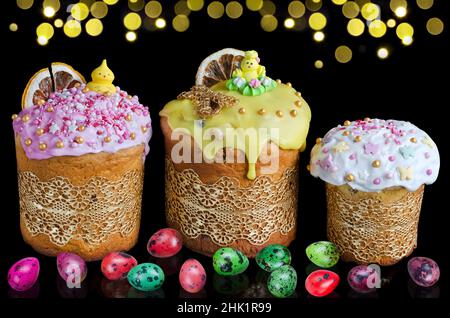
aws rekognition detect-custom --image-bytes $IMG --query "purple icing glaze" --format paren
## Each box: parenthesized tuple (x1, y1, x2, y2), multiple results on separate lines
(12, 84, 152, 160)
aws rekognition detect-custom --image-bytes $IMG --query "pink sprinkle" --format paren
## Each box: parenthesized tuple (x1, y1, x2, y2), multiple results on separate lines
(322, 148, 329, 154)
(373, 178, 381, 185)
(349, 153, 356, 160)
(385, 172, 393, 179)
(424, 152, 431, 159)
(426, 169, 433, 176)
(388, 155, 396, 161)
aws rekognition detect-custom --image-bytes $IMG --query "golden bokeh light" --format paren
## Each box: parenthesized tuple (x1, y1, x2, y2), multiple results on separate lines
(54, 18, 63, 28)
(417, 0, 433, 10)
(261, 15, 278, 32)
(71, 3, 89, 21)
(309, 12, 327, 31)
(314, 60, 324, 69)
(259, 0, 276, 16)
(426, 17, 444, 35)
(91, 1, 108, 19)
(207, 1, 225, 19)
(43, 6, 55, 17)
(389, 0, 407, 12)
(123, 12, 142, 30)
(226, 1, 243, 19)
(246, 0, 263, 11)
(313, 31, 325, 42)
(402, 36, 413, 45)
(387, 19, 396, 28)
(125, 31, 137, 42)
(335, 45, 352, 63)
(37, 36, 48, 46)
(284, 18, 295, 29)
(103, 0, 118, 5)
(394, 6, 407, 18)
(377, 47, 389, 59)
(175, 1, 191, 16)
(342, 1, 359, 19)
(172, 14, 190, 32)
(288, 1, 305, 19)
(9, 23, 18, 32)
(128, 0, 145, 12)
(145, 1, 162, 18)
(17, 0, 34, 10)
(187, 0, 204, 11)
(396, 22, 414, 39)
(36, 22, 54, 39)
(63, 19, 82, 38)
(361, 3, 379, 21)
(332, 0, 347, 5)
(305, 0, 322, 12)
(347, 18, 365, 36)
(155, 18, 166, 29)
(86, 18, 103, 36)
(368, 20, 386, 38)
(43, 0, 60, 12)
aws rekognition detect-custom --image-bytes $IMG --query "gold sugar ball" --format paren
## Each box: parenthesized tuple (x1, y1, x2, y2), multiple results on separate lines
(37, 99, 45, 106)
(295, 91, 302, 97)
(56, 140, 64, 148)
(126, 114, 132, 121)
(130, 132, 136, 140)
(74, 82, 81, 88)
(36, 128, 44, 136)
(11, 114, 18, 120)
(127, 95, 133, 100)
(104, 136, 112, 143)
(286, 82, 292, 87)
(276, 79, 282, 84)
(344, 120, 351, 126)
(345, 174, 355, 182)
(75, 136, 84, 144)
(78, 125, 86, 132)
(290, 110, 297, 117)
(82, 87, 90, 93)
(295, 100, 302, 107)
(46, 106, 54, 112)
(364, 117, 371, 122)
(39, 142, 47, 151)
(354, 136, 362, 142)
(258, 108, 266, 115)
(276, 110, 283, 117)
(22, 114, 30, 122)
(316, 138, 322, 144)
(342, 131, 350, 136)
(238, 107, 246, 114)
(410, 137, 417, 143)
(25, 138, 32, 146)
(141, 126, 148, 133)
(372, 160, 381, 168)
(306, 164, 311, 171)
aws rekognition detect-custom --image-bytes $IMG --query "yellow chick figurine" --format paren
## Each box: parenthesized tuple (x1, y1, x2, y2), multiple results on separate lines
(233, 50, 266, 82)
(87, 59, 116, 95)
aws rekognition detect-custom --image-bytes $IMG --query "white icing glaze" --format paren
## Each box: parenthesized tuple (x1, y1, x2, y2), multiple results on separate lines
(310, 119, 440, 192)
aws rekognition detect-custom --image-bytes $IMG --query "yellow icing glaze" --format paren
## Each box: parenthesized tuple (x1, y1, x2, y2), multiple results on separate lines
(160, 81, 312, 179)
(87, 59, 116, 94)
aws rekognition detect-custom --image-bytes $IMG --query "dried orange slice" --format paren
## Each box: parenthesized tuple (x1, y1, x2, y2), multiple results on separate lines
(195, 48, 245, 87)
(21, 62, 86, 109)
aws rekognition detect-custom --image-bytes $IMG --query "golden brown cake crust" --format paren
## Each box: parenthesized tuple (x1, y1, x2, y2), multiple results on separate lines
(15, 138, 145, 261)
(161, 117, 299, 257)
(326, 183, 424, 266)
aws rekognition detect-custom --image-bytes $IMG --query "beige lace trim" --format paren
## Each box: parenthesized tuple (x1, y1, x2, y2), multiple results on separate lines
(18, 170, 143, 246)
(165, 158, 298, 246)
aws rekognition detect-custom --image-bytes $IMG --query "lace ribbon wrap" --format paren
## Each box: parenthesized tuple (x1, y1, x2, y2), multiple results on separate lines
(326, 183, 424, 265)
(18, 169, 143, 248)
(165, 158, 298, 249)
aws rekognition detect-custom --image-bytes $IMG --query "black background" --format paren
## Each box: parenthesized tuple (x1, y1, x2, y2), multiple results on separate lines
(0, 0, 449, 311)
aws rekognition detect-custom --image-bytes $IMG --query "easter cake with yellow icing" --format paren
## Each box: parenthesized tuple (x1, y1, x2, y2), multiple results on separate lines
(160, 49, 311, 257)
(12, 61, 152, 261)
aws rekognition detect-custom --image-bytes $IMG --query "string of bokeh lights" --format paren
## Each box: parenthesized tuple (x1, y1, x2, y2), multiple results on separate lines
(10, 0, 445, 68)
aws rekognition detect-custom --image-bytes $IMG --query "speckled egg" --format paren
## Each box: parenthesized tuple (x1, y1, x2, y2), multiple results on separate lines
(407, 257, 440, 287)
(56, 252, 87, 285)
(212, 247, 249, 276)
(305, 270, 340, 297)
(179, 259, 207, 293)
(101, 252, 138, 281)
(306, 241, 340, 268)
(147, 228, 183, 258)
(347, 265, 379, 293)
(127, 263, 165, 292)
(7, 257, 40, 291)
(256, 244, 292, 272)
(267, 265, 297, 298)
